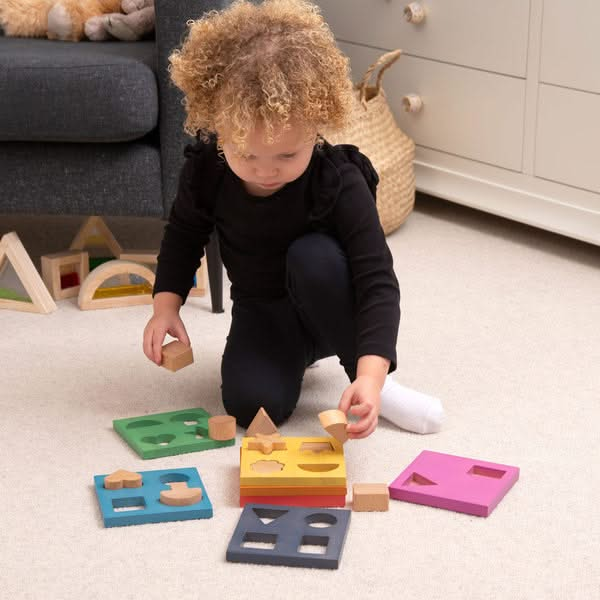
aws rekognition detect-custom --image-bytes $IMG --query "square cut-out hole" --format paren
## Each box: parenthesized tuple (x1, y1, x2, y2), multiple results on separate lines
(468, 465, 506, 479)
(242, 532, 277, 550)
(112, 497, 146, 512)
(298, 535, 328, 555)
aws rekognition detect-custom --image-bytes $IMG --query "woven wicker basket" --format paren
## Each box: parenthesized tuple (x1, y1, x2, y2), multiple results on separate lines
(324, 50, 415, 235)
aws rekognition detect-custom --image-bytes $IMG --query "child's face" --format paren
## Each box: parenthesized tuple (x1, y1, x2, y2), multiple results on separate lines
(221, 124, 316, 197)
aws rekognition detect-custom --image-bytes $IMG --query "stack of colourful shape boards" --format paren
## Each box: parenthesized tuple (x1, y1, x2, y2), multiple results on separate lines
(113, 407, 235, 459)
(239, 437, 347, 507)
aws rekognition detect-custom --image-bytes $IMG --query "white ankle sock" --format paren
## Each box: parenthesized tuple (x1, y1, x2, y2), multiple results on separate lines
(379, 376, 445, 434)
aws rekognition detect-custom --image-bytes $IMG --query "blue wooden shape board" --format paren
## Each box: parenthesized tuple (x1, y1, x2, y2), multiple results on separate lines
(94, 467, 213, 527)
(226, 504, 351, 569)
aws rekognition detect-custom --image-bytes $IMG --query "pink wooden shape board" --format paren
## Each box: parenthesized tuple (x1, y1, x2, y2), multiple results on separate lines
(389, 450, 519, 517)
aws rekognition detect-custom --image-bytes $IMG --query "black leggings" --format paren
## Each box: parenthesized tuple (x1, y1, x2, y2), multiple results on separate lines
(221, 233, 358, 428)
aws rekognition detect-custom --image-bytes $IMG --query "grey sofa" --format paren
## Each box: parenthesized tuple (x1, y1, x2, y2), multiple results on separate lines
(0, 0, 230, 312)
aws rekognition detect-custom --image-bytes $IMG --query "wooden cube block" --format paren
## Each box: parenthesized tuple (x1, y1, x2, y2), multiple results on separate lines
(161, 341, 194, 372)
(352, 483, 389, 512)
(41, 250, 89, 300)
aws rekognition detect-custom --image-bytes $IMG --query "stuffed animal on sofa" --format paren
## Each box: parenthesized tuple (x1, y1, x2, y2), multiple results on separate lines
(85, 0, 154, 41)
(0, 0, 154, 42)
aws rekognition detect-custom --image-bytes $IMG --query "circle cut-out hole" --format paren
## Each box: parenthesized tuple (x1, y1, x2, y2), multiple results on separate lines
(305, 513, 337, 528)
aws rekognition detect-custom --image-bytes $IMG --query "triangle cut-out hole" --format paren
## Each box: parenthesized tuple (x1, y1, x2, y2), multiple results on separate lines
(402, 472, 437, 487)
(252, 507, 288, 525)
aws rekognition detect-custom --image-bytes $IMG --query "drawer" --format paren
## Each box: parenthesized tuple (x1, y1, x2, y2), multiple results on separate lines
(338, 42, 525, 171)
(535, 84, 600, 194)
(540, 0, 600, 94)
(317, 0, 529, 77)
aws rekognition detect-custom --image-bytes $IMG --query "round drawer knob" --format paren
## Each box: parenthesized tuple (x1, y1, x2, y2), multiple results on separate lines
(402, 94, 423, 113)
(404, 2, 426, 24)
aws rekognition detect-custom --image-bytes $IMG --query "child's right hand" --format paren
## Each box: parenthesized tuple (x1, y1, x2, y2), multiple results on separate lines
(143, 292, 190, 366)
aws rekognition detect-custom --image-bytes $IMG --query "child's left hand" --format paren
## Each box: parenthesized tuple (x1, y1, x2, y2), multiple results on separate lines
(338, 375, 381, 439)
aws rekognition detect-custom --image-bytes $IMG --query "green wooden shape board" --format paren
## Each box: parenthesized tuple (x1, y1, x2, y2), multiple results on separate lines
(113, 407, 235, 459)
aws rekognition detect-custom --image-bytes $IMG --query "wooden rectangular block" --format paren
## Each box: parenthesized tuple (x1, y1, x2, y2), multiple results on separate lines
(388, 450, 519, 517)
(352, 483, 389, 512)
(240, 437, 346, 487)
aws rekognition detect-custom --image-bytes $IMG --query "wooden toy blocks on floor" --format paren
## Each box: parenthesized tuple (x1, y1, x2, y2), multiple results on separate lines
(226, 504, 351, 569)
(41, 250, 89, 300)
(77, 259, 155, 310)
(352, 483, 389, 512)
(94, 467, 212, 527)
(388, 450, 520, 517)
(0, 231, 57, 314)
(161, 340, 194, 372)
(113, 407, 235, 459)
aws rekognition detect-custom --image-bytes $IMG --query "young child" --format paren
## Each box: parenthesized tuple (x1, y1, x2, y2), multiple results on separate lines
(142, 0, 444, 438)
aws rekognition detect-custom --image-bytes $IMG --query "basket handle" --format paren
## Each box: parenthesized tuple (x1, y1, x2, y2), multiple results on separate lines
(358, 49, 403, 106)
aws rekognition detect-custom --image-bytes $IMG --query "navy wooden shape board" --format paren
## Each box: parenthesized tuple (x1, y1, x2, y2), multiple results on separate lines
(226, 504, 351, 569)
(94, 467, 212, 527)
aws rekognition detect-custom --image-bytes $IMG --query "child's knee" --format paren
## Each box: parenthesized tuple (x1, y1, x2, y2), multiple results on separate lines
(287, 233, 347, 289)
(222, 384, 296, 429)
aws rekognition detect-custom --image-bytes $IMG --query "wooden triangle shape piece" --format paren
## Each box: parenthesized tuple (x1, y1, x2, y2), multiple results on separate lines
(0, 232, 57, 314)
(246, 407, 279, 437)
(70, 216, 122, 257)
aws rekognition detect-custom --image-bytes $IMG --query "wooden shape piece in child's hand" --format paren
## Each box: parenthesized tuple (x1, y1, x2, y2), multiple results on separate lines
(161, 340, 194, 372)
(160, 481, 203, 506)
(318, 409, 348, 443)
(104, 469, 143, 490)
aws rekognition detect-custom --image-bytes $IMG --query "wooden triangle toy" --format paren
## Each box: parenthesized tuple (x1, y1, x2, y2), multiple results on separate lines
(246, 407, 279, 437)
(0, 231, 57, 314)
(70, 216, 122, 258)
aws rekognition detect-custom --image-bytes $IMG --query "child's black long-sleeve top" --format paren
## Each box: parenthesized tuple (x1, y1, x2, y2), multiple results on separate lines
(154, 137, 401, 371)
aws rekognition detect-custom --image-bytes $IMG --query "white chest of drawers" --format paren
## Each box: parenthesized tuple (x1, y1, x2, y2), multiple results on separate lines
(318, 0, 600, 246)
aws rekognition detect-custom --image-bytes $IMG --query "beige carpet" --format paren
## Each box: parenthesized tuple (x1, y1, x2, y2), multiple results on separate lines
(1, 195, 599, 600)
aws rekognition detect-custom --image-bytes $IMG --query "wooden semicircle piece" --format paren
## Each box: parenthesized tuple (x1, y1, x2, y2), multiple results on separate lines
(77, 259, 156, 310)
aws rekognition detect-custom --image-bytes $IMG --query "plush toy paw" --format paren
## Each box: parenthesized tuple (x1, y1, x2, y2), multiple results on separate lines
(121, 0, 151, 14)
(84, 14, 112, 41)
(47, 1, 85, 41)
(102, 4, 154, 41)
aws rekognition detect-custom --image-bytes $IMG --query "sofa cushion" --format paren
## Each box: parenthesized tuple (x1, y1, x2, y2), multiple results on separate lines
(0, 38, 159, 143)
(0, 140, 163, 216)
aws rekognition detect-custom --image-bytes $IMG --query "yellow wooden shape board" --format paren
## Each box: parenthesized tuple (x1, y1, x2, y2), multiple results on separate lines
(240, 436, 346, 486)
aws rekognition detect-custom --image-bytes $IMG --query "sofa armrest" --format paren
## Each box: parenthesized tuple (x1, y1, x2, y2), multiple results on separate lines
(154, 1, 231, 217)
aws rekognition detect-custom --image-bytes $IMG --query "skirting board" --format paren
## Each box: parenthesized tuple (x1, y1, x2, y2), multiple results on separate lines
(414, 149, 600, 247)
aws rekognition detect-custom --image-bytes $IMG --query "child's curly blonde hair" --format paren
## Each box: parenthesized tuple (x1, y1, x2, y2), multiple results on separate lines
(169, 0, 354, 150)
